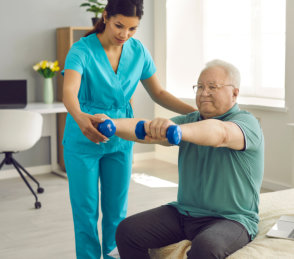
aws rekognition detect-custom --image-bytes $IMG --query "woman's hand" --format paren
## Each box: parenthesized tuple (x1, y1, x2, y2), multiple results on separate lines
(74, 112, 110, 144)
(144, 118, 175, 141)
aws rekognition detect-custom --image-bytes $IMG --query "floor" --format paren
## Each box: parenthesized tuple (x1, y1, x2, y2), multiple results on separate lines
(0, 159, 178, 259)
(0, 159, 270, 259)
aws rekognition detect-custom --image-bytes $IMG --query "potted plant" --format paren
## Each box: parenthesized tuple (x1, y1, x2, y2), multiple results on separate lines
(80, 0, 107, 26)
(33, 60, 60, 104)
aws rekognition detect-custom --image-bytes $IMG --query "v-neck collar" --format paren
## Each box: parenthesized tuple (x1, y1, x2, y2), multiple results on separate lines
(94, 34, 126, 76)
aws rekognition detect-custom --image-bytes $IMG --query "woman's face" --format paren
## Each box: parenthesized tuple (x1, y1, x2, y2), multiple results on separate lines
(104, 14, 140, 46)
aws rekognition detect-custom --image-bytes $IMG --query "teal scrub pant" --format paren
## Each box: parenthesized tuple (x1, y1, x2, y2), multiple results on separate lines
(64, 148, 133, 259)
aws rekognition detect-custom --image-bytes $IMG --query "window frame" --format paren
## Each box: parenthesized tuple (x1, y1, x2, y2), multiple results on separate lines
(155, 0, 286, 104)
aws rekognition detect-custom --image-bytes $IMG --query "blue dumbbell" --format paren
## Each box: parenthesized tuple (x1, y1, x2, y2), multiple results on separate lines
(97, 119, 116, 138)
(135, 120, 182, 145)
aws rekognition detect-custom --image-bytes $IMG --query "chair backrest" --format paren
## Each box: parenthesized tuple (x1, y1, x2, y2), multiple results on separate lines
(0, 109, 43, 152)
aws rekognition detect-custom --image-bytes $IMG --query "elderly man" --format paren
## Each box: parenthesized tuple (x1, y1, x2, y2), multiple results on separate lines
(109, 59, 264, 259)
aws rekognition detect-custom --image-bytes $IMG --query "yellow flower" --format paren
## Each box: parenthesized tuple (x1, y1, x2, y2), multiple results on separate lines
(52, 66, 60, 72)
(41, 60, 48, 69)
(33, 64, 40, 71)
(49, 62, 54, 69)
(33, 59, 60, 78)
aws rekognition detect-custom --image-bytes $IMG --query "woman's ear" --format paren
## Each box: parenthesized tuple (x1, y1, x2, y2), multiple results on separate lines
(103, 11, 108, 23)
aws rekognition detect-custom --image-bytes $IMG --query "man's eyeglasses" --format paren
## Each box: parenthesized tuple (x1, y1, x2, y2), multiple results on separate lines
(192, 83, 235, 95)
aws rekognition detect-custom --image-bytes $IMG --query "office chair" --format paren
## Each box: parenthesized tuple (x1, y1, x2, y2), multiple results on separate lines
(0, 110, 44, 209)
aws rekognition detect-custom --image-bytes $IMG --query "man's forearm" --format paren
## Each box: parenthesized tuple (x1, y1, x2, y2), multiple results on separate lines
(113, 118, 143, 142)
(112, 118, 168, 145)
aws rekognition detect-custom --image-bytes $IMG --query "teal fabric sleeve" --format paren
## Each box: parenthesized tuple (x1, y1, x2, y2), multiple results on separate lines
(230, 113, 263, 151)
(139, 42, 156, 80)
(61, 43, 88, 76)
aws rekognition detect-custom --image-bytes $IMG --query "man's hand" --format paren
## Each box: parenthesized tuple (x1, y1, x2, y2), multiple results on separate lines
(144, 118, 175, 141)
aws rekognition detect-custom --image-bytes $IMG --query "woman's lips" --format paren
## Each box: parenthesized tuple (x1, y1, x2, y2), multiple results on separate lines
(115, 37, 125, 44)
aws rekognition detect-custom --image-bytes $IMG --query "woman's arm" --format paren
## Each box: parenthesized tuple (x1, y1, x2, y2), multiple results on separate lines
(141, 73, 197, 114)
(63, 69, 108, 144)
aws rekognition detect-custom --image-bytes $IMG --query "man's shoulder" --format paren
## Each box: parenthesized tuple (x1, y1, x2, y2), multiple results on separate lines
(227, 108, 257, 122)
(171, 111, 199, 125)
(228, 109, 263, 138)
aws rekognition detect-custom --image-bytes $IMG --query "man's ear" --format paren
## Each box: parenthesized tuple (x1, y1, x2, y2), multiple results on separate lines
(233, 88, 239, 97)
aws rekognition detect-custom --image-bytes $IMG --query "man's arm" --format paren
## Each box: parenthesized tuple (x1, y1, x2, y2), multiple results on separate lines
(112, 117, 244, 150)
(113, 118, 171, 146)
(180, 119, 245, 150)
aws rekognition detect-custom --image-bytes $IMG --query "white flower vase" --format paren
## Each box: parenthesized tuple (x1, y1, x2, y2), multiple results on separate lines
(43, 78, 54, 104)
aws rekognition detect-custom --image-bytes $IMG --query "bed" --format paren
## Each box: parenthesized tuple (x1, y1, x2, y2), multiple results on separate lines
(149, 188, 294, 259)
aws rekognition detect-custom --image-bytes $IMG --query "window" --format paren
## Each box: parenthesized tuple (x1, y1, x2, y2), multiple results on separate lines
(166, 0, 286, 100)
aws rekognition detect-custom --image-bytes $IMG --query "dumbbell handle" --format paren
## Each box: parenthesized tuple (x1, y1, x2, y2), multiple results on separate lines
(135, 120, 182, 145)
(97, 119, 116, 138)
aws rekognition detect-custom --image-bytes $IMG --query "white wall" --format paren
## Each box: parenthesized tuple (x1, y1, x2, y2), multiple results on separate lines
(0, 0, 155, 169)
(132, 0, 156, 154)
(154, 0, 294, 190)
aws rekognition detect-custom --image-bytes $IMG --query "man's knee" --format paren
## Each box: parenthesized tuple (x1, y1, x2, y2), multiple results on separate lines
(188, 245, 224, 259)
(187, 237, 228, 259)
(115, 218, 132, 245)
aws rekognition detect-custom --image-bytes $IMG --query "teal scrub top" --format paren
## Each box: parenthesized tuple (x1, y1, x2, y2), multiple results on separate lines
(170, 104, 264, 239)
(62, 33, 156, 154)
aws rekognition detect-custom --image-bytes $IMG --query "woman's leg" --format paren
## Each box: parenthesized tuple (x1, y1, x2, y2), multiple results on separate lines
(64, 149, 102, 259)
(186, 218, 250, 259)
(116, 205, 186, 259)
(99, 149, 133, 259)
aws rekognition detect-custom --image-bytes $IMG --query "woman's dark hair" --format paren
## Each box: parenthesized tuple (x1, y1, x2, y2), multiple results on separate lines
(85, 0, 144, 37)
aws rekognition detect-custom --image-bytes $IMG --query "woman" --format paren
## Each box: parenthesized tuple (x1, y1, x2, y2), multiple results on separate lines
(62, 0, 195, 258)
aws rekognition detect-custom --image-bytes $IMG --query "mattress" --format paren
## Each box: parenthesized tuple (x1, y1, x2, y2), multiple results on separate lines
(149, 188, 294, 259)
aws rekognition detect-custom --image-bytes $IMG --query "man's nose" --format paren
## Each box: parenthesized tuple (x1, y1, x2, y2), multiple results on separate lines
(200, 87, 211, 96)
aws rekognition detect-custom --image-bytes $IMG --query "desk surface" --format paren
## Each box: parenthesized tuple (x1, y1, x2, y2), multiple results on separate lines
(25, 102, 67, 114)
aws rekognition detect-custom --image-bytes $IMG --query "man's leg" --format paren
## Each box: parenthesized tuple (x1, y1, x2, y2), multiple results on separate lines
(186, 218, 250, 259)
(116, 205, 186, 259)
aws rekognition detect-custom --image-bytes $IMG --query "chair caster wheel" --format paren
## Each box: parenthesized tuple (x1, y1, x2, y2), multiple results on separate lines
(35, 201, 42, 209)
(37, 187, 44, 193)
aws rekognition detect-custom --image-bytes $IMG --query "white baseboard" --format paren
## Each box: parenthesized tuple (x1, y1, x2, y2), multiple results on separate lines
(261, 178, 292, 191)
(2, 158, 291, 193)
(0, 152, 157, 180)
(0, 165, 52, 180)
(133, 152, 155, 161)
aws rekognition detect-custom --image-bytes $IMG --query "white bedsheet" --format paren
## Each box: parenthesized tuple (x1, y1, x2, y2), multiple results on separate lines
(149, 188, 294, 259)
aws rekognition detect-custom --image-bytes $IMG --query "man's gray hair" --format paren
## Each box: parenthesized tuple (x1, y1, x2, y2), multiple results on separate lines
(204, 59, 241, 89)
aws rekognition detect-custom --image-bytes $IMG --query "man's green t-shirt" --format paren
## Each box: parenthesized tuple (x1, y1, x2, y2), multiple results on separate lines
(170, 104, 264, 239)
